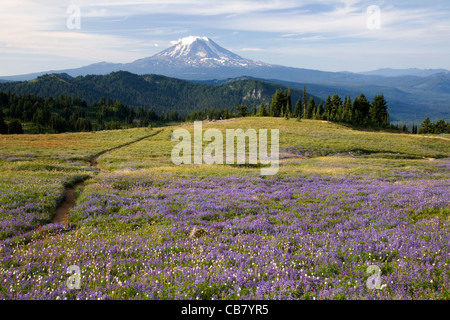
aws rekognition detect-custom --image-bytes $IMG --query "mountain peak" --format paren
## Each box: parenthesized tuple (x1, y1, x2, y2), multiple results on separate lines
(148, 36, 265, 68)
(174, 36, 211, 46)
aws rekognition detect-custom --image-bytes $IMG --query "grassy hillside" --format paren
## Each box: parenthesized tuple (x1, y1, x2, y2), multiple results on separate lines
(2, 118, 448, 178)
(95, 118, 450, 177)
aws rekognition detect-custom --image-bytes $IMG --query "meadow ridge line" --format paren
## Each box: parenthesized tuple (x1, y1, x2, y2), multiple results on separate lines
(52, 129, 163, 224)
(179, 118, 238, 127)
(89, 129, 164, 172)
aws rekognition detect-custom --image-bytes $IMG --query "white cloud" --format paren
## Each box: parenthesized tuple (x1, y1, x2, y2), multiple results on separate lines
(237, 48, 264, 52)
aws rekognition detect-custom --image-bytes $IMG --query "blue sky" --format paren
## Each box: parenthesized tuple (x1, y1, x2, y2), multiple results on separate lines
(1, 0, 450, 76)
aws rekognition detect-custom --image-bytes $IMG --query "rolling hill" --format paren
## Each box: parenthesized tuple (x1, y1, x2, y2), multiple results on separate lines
(0, 71, 318, 116)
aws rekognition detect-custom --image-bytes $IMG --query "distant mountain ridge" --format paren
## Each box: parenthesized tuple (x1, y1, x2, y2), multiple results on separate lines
(0, 36, 449, 122)
(1, 36, 444, 86)
(359, 68, 450, 78)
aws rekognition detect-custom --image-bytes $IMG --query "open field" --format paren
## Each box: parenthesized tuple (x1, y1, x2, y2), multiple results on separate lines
(0, 118, 449, 300)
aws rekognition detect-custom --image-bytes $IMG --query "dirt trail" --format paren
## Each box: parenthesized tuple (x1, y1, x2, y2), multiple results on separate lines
(52, 182, 84, 224)
(52, 130, 163, 224)
(89, 131, 163, 171)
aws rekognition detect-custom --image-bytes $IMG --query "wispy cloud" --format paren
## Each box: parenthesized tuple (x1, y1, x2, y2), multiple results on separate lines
(237, 48, 265, 52)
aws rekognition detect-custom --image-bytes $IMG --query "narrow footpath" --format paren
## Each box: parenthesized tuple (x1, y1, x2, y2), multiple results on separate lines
(52, 130, 163, 224)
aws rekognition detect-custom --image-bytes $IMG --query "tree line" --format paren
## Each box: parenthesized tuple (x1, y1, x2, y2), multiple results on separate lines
(1, 88, 448, 136)
(228, 87, 390, 129)
(0, 91, 182, 134)
(416, 118, 450, 134)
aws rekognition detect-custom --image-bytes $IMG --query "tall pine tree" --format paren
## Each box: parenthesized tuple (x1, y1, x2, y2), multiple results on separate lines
(330, 94, 342, 121)
(418, 117, 432, 134)
(294, 98, 302, 118)
(271, 90, 284, 117)
(343, 95, 352, 123)
(0, 109, 8, 134)
(353, 94, 371, 125)
(325, 95, 332, 121)
(303, 86, 307, 119)
(286, 88, 292, 117)
(370, 94, 389, 127)
(306, 97, 316, 119)
(316, 100, 324, 120)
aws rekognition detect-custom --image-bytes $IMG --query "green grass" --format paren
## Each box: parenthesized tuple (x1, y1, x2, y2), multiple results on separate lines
(0, 127, 157, 161)
(93, 118, 450, 179)
(408, 207, 450, 223)
(2, 118, 449, 181)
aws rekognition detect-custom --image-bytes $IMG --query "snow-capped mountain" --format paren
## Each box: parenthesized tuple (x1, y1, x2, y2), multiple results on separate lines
(130, 36, 267, 70)
(147, 36, 266, 68)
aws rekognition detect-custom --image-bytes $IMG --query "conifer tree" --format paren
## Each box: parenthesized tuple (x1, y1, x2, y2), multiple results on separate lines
(295, 98, 302, 118)
(286, 88, 292, 116)
(434, 119, 447, 134)
(8, 119, 23, 134)
(330, 94, 342, 121)
(271, 90, 284, 117)
(316, 101, 325, 120)
(354, 94, 371, 125)
(325, 95, 332, 121)
(0, 109, 8, 134)
(352, 96, 359, 124)
(235, 104, 248, 118)
(370, 94, 389, 127)
(343, 96, 352, 123)
(258, 102, 267, 117)
(306, 97, 316, 119)
(303, 86, 307, 118)
(419, 117, 432, 134)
